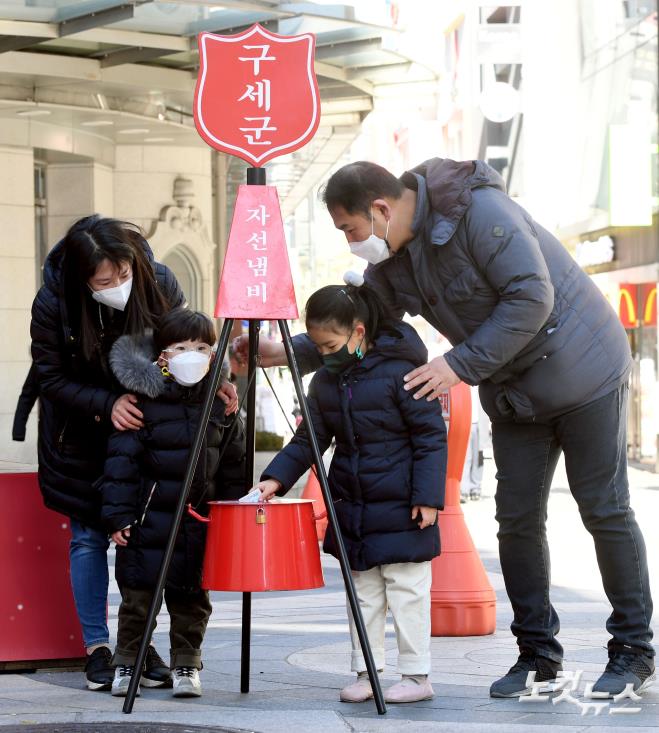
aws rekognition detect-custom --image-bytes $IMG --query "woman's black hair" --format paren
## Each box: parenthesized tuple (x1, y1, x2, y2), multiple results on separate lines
(305, 283, 397, 343)
(61, 215, 170, 361)
(320, 161, 404, 216)
(154, 308, 216, 353)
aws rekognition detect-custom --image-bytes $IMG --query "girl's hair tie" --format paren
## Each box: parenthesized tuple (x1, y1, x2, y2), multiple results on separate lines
(343, 270, 365, 287)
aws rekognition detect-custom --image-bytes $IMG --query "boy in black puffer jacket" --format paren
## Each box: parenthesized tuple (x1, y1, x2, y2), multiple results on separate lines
(100, 308, 234, 699)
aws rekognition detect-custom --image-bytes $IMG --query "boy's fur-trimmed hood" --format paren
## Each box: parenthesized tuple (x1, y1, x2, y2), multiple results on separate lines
(109, 333, 165, 398)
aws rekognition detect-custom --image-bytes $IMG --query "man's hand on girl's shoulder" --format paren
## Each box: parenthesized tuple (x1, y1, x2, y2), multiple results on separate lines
(404, 356, 460, 401)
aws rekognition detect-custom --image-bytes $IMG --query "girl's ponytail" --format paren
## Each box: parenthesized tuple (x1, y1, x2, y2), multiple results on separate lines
(305, 273, 396, 341)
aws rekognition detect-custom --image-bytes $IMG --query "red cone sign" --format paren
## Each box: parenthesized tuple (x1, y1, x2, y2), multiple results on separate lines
(195, 24, 320, 167)
(215, 185, 298, 319)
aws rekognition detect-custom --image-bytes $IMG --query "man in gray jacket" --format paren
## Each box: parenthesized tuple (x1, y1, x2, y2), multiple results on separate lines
(237, 158, 654, 698)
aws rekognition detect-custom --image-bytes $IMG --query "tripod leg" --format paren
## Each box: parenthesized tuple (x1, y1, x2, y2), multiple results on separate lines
(277, 320, 386, 715)
(240, 319, 260, 693)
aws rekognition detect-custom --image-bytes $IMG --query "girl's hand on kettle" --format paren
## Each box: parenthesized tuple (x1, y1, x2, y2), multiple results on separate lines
(254, 479, 282, 501)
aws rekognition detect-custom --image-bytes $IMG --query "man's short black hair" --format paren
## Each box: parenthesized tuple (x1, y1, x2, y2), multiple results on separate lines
(320, 161, 405, 216)
(154, 308, 216, 352)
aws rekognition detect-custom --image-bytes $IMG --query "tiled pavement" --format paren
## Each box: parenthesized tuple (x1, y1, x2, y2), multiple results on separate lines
(1, 454, 657, 732)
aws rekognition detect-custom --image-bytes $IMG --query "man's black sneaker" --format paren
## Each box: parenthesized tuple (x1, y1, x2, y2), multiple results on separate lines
(490, 651, 562, 698)
(143, 645, 172, 688)
(592, 646, 656, 697)
(84, 646, 114, 691)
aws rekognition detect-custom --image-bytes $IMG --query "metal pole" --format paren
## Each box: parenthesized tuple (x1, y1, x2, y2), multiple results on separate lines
(278, 319, 387, 715)
(241, 318, 259, 693)
(240, 164, 265, 693)
(122, 318, 234, 714)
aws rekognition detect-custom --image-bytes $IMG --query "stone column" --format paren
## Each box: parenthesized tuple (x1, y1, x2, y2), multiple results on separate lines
(0, 146, 37, 464)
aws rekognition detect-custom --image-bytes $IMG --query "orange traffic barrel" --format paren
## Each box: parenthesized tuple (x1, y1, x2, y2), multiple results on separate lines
(431, 382, 496, 636)
(301, 468, 328, 541)
(190, 499, 325, 592)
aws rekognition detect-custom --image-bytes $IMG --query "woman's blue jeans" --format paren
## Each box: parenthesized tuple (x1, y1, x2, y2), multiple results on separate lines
(69, 520, 110, 648)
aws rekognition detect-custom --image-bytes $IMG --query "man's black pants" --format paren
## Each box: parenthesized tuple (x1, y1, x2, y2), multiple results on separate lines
(492, 383, 654, 663)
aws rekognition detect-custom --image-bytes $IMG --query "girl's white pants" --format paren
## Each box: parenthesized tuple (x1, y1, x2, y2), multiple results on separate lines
(346, 560, 432, 675)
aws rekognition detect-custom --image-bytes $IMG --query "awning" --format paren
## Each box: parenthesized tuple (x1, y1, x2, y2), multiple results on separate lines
(0, 1, 440, 215)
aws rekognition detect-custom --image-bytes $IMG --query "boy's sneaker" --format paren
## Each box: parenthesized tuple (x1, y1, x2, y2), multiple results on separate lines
(143, 646, 172, 688)
(172, 666, 202, 697)
(111, 665, 140, 697)
(84, 646, 114, 691)
(490, 650, 562, 698)
(592, 645, 656, 697)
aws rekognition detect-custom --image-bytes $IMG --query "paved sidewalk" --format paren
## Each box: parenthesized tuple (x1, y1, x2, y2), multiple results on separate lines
(1, 455, 657, 732)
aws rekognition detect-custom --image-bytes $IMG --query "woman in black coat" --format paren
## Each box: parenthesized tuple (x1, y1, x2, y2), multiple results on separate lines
(30, 215, 186, 691)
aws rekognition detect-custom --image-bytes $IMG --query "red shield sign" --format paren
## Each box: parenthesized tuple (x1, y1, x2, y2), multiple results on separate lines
(194, 24, 320, 167)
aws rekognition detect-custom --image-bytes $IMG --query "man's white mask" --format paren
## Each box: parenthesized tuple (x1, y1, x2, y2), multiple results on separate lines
(349, 210, 391, 265)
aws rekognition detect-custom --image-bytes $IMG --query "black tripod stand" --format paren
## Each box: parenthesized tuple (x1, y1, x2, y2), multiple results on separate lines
(122, 169, 386, 716)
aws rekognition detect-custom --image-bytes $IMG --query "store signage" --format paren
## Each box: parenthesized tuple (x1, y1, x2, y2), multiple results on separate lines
(616, 282, 658, 328)
(617, 283, 637, 329)
(575, 235, 615, 268)
(194, 24, 320, 167)
(641, 283, 657, 327)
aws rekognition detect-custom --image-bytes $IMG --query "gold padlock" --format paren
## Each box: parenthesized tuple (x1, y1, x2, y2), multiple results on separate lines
(256, 507, 266, 525)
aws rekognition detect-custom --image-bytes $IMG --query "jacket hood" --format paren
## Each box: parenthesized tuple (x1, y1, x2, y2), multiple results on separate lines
(43, 230, 156, 296)
(109, 333, 165, 398)
(358, 320, 428, 372)
(406, 158, 506, 246)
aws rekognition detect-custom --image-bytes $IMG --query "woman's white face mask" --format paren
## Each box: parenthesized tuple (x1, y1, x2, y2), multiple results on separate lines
(167, 351, 210, 386)
(348, 210, 391, 265)
(90, 277, 133, 311)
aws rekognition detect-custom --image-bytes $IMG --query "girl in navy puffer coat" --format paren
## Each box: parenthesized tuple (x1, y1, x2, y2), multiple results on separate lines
(254, 281, 447, 705)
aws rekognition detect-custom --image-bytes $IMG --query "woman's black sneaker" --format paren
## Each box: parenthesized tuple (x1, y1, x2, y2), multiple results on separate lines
(592, 645, 656, 697)
(143, 646, 172, 688)
(84, 646, 114, 691)
(490, 651, 562, 698)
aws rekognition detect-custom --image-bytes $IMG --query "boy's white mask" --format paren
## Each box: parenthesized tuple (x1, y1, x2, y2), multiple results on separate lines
(167, 351, 210, 386)
(90, 277, 133, 311)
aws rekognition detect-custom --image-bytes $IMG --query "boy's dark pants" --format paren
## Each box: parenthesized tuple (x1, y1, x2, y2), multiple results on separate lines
(113, 585, 212, 669)
(492, 384, 654, 663)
